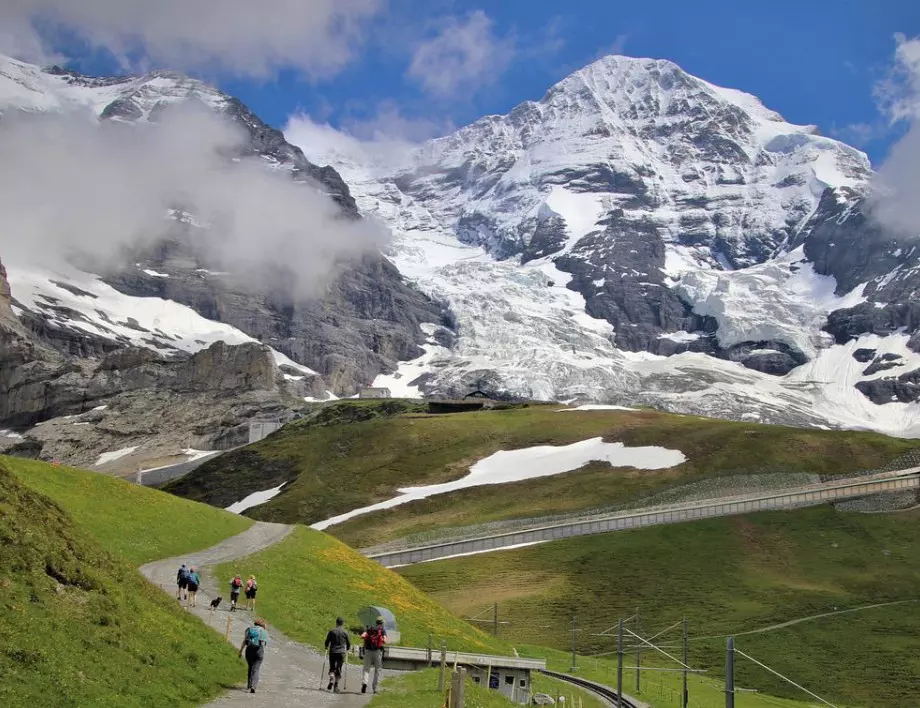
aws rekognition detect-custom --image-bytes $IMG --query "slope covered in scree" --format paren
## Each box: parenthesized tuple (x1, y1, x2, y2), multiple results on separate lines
(0, 461, 241, 707)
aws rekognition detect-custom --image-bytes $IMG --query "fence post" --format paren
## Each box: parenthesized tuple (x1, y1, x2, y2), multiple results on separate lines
(682, 618, 689, 708)
(225, 615, 232, 642)
(438, 640, 448, 691)
(456, 667, 467, 707)
(617, 618, 623, 708)
(725, 637, 735, 708)
(635, 606, 641, 694)
(571, 615, 577, 672)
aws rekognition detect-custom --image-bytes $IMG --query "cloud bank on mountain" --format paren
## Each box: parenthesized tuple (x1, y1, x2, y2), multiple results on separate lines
(0, 0, 382, 78)
(0, 103, 387, 293)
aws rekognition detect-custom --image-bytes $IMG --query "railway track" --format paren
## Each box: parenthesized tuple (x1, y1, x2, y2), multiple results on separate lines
(539, 669, 643, 708)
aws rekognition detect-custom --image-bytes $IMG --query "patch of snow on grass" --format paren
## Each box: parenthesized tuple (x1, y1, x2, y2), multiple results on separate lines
(312, 438, 686, 529)
(182, 449, 217, 462)
(96, 446, 138, 466)
(557, 404, 638, 412)
(388, 541, 546, 567)
(226, 484, 286, 514)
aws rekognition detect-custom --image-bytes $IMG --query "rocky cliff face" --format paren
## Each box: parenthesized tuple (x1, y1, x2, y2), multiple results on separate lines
(0, 56, 444, 466)
(297, 55, 920, 436)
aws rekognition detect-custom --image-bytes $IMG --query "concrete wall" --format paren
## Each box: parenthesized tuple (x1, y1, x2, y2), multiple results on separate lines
(368, 474, 920, 568)
(248, 420, 282, 444)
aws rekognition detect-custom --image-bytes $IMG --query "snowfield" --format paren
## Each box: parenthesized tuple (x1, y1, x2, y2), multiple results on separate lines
(312, 438, 687, 530)
(5, 258, 317, 375)
(226, 484, 287, 514)
(95, 446, 138, 466)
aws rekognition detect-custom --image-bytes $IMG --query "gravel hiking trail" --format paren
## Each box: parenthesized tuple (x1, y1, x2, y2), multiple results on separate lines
(141, 522, 377, 707)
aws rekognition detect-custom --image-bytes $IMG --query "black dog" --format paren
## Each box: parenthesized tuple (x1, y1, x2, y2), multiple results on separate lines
(209, 596, 222, 609)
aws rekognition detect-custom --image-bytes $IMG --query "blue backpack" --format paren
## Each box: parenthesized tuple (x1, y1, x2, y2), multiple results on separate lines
(245, 627, 264, 648)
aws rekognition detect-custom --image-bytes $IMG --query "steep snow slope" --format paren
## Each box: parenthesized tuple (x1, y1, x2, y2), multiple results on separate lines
(290, 55, 920, 437)
(6, 259, 317, 375)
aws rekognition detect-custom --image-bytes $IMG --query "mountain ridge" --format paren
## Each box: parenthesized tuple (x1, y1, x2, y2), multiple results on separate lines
(293, 54, 920, 436)
(1, 51, 919, 464)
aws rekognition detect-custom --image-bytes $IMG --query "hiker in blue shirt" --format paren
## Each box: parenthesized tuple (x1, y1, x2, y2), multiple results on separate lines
(187, 567, 201, 607)
(238, 618, 269, 694)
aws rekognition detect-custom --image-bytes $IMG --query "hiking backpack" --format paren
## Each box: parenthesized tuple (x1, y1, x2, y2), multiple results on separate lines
(245, 626, 264, 648)
(232, 576, 242, 590)
(365, 628, 385, 650)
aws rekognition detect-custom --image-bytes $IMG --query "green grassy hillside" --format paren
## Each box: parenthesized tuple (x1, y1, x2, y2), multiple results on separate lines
(5, 456, 252, 565)
(213, 525, 507, 654)
(400, 506, 920, 708)
(0, 461, 242, 707)
(162, 401, 919, 549)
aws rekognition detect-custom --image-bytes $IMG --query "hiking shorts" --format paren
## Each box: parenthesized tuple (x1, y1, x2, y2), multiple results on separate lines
(178, 579, 188, 589)
(245, 588, 257, 599)
(188, 582, 199, 593)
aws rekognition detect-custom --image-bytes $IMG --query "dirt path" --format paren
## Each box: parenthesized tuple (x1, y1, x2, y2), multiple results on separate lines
(140, 522, 376, 707)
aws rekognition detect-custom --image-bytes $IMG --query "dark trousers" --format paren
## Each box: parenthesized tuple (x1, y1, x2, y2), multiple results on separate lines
(329, 652, 345, 679)
(246, 646, 264, 690)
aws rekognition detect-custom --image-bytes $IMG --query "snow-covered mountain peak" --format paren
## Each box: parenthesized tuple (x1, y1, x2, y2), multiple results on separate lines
(289, 53, 920, 437)
(0, 54, 229, 122)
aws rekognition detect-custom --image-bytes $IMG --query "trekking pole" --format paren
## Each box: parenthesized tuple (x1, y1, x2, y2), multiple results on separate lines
(344, 650, 349, 692)
(319, 655, 327, 690)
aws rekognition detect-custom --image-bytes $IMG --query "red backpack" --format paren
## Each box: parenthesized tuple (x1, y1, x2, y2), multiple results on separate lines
(232, 576, 242, 589)
(365, 627, 385, 650)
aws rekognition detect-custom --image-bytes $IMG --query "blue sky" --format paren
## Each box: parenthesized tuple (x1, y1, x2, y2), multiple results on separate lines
(229, 0, 919, 164)
(10, 1, 920, 164)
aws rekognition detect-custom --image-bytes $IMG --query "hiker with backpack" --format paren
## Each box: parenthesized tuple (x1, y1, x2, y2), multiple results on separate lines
(238, 618, 269, 694)
(187, 566, 201, 607)
(229, 574, 243, 611)
(245, 575, 258, 611)
(360, 616, 387, 694)
(176, 563, 189, 601)
(324, 617, 351, 692)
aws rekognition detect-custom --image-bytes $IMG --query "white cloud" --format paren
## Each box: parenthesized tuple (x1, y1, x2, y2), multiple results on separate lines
(0, 105, 387, 295)
(868, 34, 920, 237)
(407, 10, 515, 97)
(874, 33, 920, 123)
(0, 0, 383, 79)
(284, 103, 453, 170)
(599, 33, 629, 58)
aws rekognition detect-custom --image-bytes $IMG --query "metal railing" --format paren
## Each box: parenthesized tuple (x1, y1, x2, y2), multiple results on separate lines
(366, 470, 920, 568)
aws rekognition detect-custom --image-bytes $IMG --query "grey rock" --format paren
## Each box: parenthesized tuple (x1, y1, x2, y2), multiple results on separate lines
(856, 368, 920, 404)
(852, 348, 876, 363)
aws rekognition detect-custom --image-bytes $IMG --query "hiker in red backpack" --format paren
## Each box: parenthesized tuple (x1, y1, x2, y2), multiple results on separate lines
(229, 574, 243, 611)
(245, 575, 258, 611)
(360, 616, 387, 694)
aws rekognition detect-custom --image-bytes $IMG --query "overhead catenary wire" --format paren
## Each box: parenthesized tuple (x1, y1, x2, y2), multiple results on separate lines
(734, 647, 839, 708)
